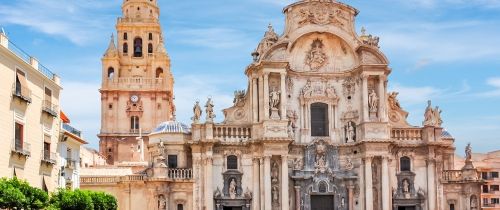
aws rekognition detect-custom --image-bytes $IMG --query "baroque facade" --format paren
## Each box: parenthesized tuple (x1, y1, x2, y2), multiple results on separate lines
(82, 0, 483, 210)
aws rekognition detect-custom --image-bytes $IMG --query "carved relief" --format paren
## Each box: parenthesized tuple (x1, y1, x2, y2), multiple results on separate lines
(295, 6, 346, 30)
(233, 90, 246, 107)
(344, 121, 356, 143)
(300, 79, 338, 101)
(342, 77, 356, 98)
(287, 110, 298, 138)
(271, 161, 280, 208)
(305, 39, 328, 71)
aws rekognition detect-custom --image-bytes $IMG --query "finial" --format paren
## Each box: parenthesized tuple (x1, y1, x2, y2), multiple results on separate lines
(0, 27, 5, 35)
(111, 33, 114, 41)
(361, 27, 366, 36)
(268, 23, 273, 31)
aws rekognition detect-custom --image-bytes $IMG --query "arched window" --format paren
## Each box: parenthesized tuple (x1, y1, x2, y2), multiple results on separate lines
(177, 204, 183, 210)
(318, 181, 328, 193)
(149, 33, 153, 40)
(156, 68, 164, 78)
(227, 155, 238, 170)
(130, 116, 139, 130)
(133, 38, 143, 57)
(400, 156, 411, 172)
(107, 67, 115, 79)
(449, 204, 455, 210)
(148, 43, 153, 54)
(123, 43, 128, 54)
(311, 103, 328, 136)
(123, 32, 128, 40)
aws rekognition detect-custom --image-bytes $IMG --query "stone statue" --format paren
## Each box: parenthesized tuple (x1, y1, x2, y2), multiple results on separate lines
(191, 101, 202, 123)
(214, 187, 222, 198)
(465, 143, 472, 161)
(205, 97, 216, 122)
(325, 84, 337, 98)
(423, 100, 443, 127)
(293, 158, 303, 170)
(271, 161, 279, 184)
(402, 179, 410, 193)
(301, 79, 313, 97)
(346, 122, 356, 143)
(388, 92, 401, 110)
(158, 195, 166, 210)
(244, 187, 252, 198)
(229, 179, 237, 199)
(368, 89, 379, 113)
(269, 87, 281, 109)
(272, 185, 279, 202)
(471, 195, 478, 209)
(305, 39, 328, 71)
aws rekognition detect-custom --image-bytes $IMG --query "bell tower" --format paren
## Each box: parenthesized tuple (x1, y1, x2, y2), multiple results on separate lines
(99, 0, 174, 165)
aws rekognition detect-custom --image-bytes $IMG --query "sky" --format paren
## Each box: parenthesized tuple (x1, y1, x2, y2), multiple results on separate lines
(0, 0, 499, 155)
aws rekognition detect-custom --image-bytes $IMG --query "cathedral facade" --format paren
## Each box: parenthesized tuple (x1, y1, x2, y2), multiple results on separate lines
(81, 1, 483, 210)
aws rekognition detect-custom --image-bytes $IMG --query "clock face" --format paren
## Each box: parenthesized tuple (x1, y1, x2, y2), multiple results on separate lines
(130, 95, 139, 103)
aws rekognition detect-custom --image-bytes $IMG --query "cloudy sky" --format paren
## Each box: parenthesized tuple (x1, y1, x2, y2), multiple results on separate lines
(1, 0, 499, 155)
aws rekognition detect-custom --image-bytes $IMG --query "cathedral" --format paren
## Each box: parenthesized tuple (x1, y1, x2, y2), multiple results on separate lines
(80, 1, 483, 210)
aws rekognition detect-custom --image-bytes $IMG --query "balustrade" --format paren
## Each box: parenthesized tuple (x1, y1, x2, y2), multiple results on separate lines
(391, 128, 423, 141)
(442, 170, 463, 182)
(104, 77, 166, 90)
(213, 125, 251, 142)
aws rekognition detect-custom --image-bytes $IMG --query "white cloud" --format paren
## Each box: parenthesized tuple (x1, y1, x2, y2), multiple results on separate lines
(478, 77, 500, 97)
(170, 27, 253, 49)
(388, 83, 442, 105)
(395, 0, 500, 9)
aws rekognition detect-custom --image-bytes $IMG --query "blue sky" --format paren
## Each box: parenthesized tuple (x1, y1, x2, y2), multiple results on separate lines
(1, 0, 499, 155)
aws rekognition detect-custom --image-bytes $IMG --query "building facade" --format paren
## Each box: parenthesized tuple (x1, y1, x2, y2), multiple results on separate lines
(58, 114, 88, 189)
(0, 30, 61, 192)
(82, 1, 484, 210)
(80, 146, 107, 169)
(98, 0, 175, 165)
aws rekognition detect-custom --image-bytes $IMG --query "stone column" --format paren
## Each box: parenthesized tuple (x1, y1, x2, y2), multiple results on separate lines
(264, 155, 272, 210)
(381, 156, 390, 210)
(294, 186, 301, 210)
(359, 159, 365, 210)
(280, 73, 287, 120)
(378, 75, 387, 122)
(281, 155, 289, 210)
(361, 74, 369, 122)
(427, 159, 436, 210)
(264, 73, 270, 120)
(252, 78, 259, 123)
(260, 157, 265, 210)
(253, 158, 261, 210)
(259, 75, 264, 122)
(348, 185, 354, 210)
(365, 156, 373, 210)
(206, 157, 214, 210)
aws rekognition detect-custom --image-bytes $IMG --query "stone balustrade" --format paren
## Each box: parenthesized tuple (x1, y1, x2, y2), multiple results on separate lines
(80, 168, 193, 184)
(391, 128, 423, 141)
(213, 125, 251, 142)
(168, 168, 193, 179)
(442, 170, 464, 182)
(104, 77, 167, 90)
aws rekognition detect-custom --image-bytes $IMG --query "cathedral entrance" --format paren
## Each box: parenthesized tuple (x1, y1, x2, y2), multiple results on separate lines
(398, 206, 416, 210)
(310, 195, 334, 210)
(223, 207, 242, 210)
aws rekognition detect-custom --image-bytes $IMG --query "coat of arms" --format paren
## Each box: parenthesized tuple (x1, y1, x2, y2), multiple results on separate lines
(305, 39, 328, 71)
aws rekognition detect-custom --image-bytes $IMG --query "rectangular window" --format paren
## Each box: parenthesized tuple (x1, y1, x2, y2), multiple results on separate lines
(492, 172, 499, 178)
(15, 70, 29, 98)
(67, 148, 72, 160)
(311, 103, 329, 137)
(492, 198, 500, 204)
(483, 185, 489, 193)
(14, 123, 23, 151)
(491, 185, 500, 192)
(167, 155, 177, 168)
(43, 142, 50, 160)
(482, 172, 489, 180)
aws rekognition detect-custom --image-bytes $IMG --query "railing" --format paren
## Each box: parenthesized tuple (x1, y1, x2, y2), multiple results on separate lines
(391, 128, 423, 141)
(39, 64, 55, 80)
(130, 129, 140, 134)
(442, 170, 463, 182)
(80, 176, 121, 184)
(5, 40, 56, 80)
(63, 123, 81, 137)
(118, 17, 159, 24)
(11, 141, 31, 157)
(104, 77, 167, 90)
(11, 83, 32, 103)
(168, 168, 192, 179)
(483, 203, 500, 208)
(213, 125, 252, 142)
(42, 99, 58, 117)
(41, 150, 57, 164)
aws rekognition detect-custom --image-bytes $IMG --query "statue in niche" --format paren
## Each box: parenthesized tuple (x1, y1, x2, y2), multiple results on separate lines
(205, 97, 216, 122)
(315, 142, 328, 173)
(402, 179, 410, 194)
(465, 143, 472, 161)
(423, 100, 443, 127)
(471, 195, 478, 209)
(368, 89, 379, 113)
(272, 185, 279, 202)
(305, 39, 328, 71)
(345, 121, 356, 143)
(293, 158, 303, 170)
(269, 87, 281, 120)
(271, 161, 279, 184)
(191, 101, 202, 123)
(287, 110, 298, 138)
(158, 195, 166, 210)
(229, 178, 237, 199)
(301, 79, 313, 97)
(325, 84, 337, 98)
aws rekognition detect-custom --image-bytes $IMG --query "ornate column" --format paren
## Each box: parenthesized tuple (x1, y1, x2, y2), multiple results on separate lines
(252, 78, 259, 123)
(281, 155, 289, 210)
(280, 73, 287, 120)
(365, 156, 373, 210)
(193, 155, 202, 210)
(294, 186, 301, 210)
(264, 73, 270, 120)
(253, 157, 261, 210)
(264, 155, 272, 210)
(427, 158, 436, 210)
(259, 75, 264, 122)
(359, 159, 365, 210)
(260, 157, 265, 210)
(205, 156, 214, 210)
(361, 74, 369, 122)
(378, 75, 387, 122)
(381, 156, 390, 210)
(347, 185, 354, 210)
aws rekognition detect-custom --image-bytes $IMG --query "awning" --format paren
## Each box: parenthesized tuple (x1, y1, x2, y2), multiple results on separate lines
(60, 111, 70, 123)
(16, 71, 30, 97)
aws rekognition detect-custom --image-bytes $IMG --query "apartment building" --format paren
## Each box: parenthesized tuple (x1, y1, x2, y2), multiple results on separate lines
(0, 30, 61, 192)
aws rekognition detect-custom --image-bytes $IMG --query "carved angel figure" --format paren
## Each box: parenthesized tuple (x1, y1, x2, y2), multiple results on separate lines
(191, 101, 202, 123)
(205, 97, 216, 122)
(368, 89, 379, 112)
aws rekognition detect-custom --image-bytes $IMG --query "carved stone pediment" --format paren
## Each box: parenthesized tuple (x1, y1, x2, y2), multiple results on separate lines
(300, 79, 339, 105)
(290, 2, 351, 32)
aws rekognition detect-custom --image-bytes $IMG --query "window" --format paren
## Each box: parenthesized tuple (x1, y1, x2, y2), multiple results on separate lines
(44, 87, 52, 103)
(155, 68, 163, 78)
(482, 172, 489, 180)
(148, 33, 153, 40)
(15, 70, 29, 98)
(483, 198, 489, 205)
(449, 204, 454, 210)
(483, 185, 489, 193)
(227, 155, 238, 170)
(123, 43, 128, 54)
(124, 32, 128, 40)
(492, 172, 499, 178)
(492, 198, 500, 204)
(177, 204, 183, 210)
(43, 142, 50, 160)
(148, 43, 153, 54)
(400, 156, 411, 172)
(311, 103, 328, 136)
(167, 155, 178, 168)
(67, 148, 72, 160)
(133, 38, 143, 57)
(107, 67, 115, 79)
(14, 122, 23, 151)
(491, 185, 499, 192)
(130, 116, 139, 130)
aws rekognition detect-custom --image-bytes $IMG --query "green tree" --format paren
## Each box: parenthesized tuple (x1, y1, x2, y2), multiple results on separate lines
(0, 177, 48, 210)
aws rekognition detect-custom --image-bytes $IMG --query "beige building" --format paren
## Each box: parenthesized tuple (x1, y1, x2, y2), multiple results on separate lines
(456, 151, 500, 209)
(81, 1, 484, 210)
(0, 30, 61, 192)
(98, 0, 175, 165)
(59, 115, 88, 189)
(80, 146, 107, 168)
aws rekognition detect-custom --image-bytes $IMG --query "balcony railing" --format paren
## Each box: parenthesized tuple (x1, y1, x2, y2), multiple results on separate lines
(442, 170, 463, 182)
(11, 84, 32, 103)
(41, 150, 56, 165)
(104, 77, 167, 90)
(391, 128, 423, 141)
(42, 99, 58, 117)
(63, 123, 81, 137)
(5, 40, 56, 80)
(80, 169, 194, 185)
(168, 168, 192, 180)
(11, 141, 30, 157)
(213, 125, 252, 142)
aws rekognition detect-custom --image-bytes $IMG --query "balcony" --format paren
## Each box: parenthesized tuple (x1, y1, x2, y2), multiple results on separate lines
(213, 125, 252, 143)
(65, 158, 77, 169)
(41, 150, 56, 165)
(103, 77, 167, 90)
(63, 123, 81, 137)
(42, 100, 58, 117)
(11, 84, 32, 103)
(167, 168, 193, 180)
(80, 169, 194, 185)
(11, 141, 30, 157)
(391, 128, 423, 141)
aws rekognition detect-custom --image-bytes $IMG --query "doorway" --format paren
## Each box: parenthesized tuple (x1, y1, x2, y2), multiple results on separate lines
(223, 207, 242, 210)
(398, 206, 416, 210)
(311, 195, 334, 210)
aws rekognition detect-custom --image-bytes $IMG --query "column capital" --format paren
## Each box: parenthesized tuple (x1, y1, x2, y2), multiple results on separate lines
(294, 186, 301, 190)
(253, 156, 261, 163)
(363, 156, 374, 163)
(263, 154, 272, 159)
(361, 73, 370, 80)
(379, 74, 387, 81)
